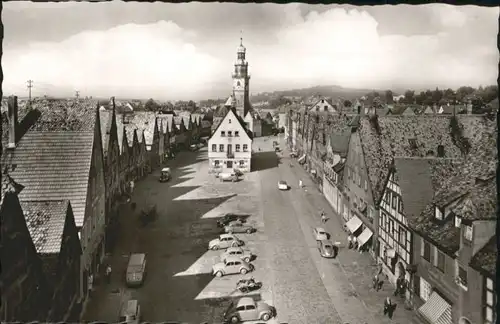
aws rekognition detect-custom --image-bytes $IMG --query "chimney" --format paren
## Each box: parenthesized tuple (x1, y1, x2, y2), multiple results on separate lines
(7, 96, 18, 149)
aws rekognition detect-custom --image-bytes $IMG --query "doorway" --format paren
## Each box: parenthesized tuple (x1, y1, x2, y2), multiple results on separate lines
(227, 144, 233, 155)
(227, 160, 233, 168)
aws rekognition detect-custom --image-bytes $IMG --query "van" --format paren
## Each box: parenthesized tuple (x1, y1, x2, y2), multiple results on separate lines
(119, 300, 140, 324)
(219, 172, 238, 182)
(126, 253, 146, 287)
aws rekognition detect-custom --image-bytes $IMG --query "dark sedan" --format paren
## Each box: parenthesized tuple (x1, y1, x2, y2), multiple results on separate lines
(216, 213, 248, 228)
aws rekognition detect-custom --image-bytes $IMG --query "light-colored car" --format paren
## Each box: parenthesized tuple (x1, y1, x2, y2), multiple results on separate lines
(317, 240, 336, 258)
(221, 247, 254, 263)
(313, 227, 328, 241)
(208, 234, 244, 250)
(212, 256, 254, 277)
(278, 181, 288, 190)
(219, 172, 239, 182)
(224, 220, 256, 234)
(223, 297, 276, 323)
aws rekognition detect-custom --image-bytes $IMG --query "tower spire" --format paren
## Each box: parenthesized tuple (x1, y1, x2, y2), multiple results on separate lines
(240, 30, 243, 45)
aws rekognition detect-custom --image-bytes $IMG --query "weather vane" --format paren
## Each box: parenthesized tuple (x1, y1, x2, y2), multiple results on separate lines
(240, 30, 243, 44)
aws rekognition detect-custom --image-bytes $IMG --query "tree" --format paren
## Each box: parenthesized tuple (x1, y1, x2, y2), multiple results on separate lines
(144, 98, 160, 112)
(372, 97, 383, 108)
(404, 90, 415, 104)
(456, 86, 475, 102)
(343, 100, 352, 107)
(432, 87, 443, 105)
(385, 90, 394, 104)
(415, 91, 426, 105)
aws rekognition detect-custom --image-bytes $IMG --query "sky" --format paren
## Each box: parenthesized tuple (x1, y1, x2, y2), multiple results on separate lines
(2, 2, 498, 100)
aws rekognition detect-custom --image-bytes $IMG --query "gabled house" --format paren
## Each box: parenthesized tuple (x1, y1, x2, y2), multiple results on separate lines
(322, 130, 350, 218)
(244, 110, 262, 137)
(126, 112, 161, 173)
(124, 126, 142, 180)
(115, 113, 132, 194)
(208, 107, 253, 173)
(349, 114, 496, 260)
(310, 97, 338, 114)
(157, 113, 175, 157)
(0, 191, 49, 322)
(173, 116, 188, 149)
(21, 200, 82, 322)
(3, 97, 106, 301)
(423, 106, 436, 115)
(213, 105, 230, 134)
(182, 114, 194, 146)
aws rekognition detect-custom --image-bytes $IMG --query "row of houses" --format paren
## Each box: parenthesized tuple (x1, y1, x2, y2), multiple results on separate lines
(0, 96, 209, 322)
(286, 98, 497, 324)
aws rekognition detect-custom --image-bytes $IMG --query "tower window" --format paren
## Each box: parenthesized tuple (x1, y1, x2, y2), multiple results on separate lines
(237, 81, 241, 87)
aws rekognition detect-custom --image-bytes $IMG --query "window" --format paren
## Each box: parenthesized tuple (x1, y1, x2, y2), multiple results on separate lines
(435, 206, 443, 220)
(386, 191, 392, 206)
(399, 228, 406, 247)
(228, 131, 232, 137)
(214, 160, 220, 166)
(389, 219, 394, 236)
(324, 105, 328, 111)
(392, 194, 397, 209)
(228, 119, 232, 123)
(421, 238, 431, 262)
(419, 277, 432, 301)
(243, 144, 248, 152)
(437, 145, 445, 157)
(433, 247, 445, 272)
(464, 225, 473, 241)
(219, 144, 224, 152)
(368, 207, 374, 219)
(235, 131, 239, 137)
(235, 144, 241, 152)
(364, 180, 368, 191)
(221, 131, 226, 137)
(239, 160, 244, 166)
(458, 265, 468, 289)
(358, 174, 361, 186)
(455, 216, 461, 228)
(485, 277, 496, 324)
(211, 144, 217, 152)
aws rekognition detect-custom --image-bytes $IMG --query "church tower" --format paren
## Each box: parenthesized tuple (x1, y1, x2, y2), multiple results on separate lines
(232, 38, 251, 118)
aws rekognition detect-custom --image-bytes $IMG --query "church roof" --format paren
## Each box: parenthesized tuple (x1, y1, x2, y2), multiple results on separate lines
(237, 38, 246, 53)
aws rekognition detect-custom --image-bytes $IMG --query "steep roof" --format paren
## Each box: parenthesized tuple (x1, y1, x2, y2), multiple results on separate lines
(4, 132, 93, 227)
(182, 115, 192, 130)
(126, 112, 157, 146)
(359, 115, 496, 204)
(99, 110, 112, 156)
(214, 105, 230, 118)
(470, 236, 497, 277)
(210, 107, 253, 141)
(329, 130, 350, 156)
(125, 126, 137, 147)
(115, 113, 126, 153)
(21, 200, 69, 254)
(29, 99, 97, 132)
(157, 114, 174, 134)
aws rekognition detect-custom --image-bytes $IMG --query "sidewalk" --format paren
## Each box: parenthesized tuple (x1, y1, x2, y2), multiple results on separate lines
(293, 161, 418, 324)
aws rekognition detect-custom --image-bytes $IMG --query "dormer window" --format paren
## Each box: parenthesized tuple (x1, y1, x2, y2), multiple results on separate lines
(228, 119, 231, 123)
(228, 131, 232, 137)
(221, 131, 226, 137)
(324, 105, 328, 111)
(321, 99, 325, 103)
(435, 206, 443, 220)
(455, 216, 461, 228)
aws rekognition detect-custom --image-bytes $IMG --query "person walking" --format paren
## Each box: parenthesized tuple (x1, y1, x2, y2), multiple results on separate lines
(373, 273, 379, 290)
(347, 234, 353, 249)
(129, 180, 135, 195)
(353, 236, 359, 250)
(88, 273, 94, 296)
(321, 211, 327, 223)
(105, 265, 112, 284)
(383, 296, 393, 317)
(299, 179, 303, 188)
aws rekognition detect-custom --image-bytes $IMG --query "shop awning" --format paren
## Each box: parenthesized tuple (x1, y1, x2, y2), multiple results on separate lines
(357, 228, 373, 247)
(418, 292, 452, 324)
(345, 216, 362, 233)
(298, 154, 306, 163)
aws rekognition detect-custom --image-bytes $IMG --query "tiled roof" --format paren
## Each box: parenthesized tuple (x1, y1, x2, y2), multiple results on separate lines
(126, 112, 157, 146)
(99, 110, 112, 156)
(4, 131, 93, 227)
(21, 200, 69, 254)
(214, 106, 229, 117)
(359, 115, 496, 204)
(470, 236, 496, 277)
(329, 130, 350, 155)
(29, 99, 98, 132)
(125, 126, 137, 147)
(1, 174, 24, 202)
(182, 115, 192, 130)
(115, 113, 126, 153)
(157, 114, 174, 134)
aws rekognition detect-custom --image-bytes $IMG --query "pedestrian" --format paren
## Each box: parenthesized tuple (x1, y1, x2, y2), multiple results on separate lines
(88, 273, 94, 296)
(299, 180, 303, 188)
(383, 296, 392, 316)
(373, 273, 379, 290)
(321, 211, 327, 223)
(347, 234, 353, 249)
(105, 265, 112, 284)
(353, 236, 359, 250)
(129, 180, 135, 194)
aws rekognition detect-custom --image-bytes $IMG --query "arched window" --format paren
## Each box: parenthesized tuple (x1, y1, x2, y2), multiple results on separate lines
(237, 81, 241, 87)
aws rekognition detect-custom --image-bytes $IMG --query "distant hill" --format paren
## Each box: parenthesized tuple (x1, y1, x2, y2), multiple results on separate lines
(250, 85, 379, 104)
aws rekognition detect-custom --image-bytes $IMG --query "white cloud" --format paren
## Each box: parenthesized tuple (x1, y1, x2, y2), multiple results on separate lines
(3, 5, 498, 100)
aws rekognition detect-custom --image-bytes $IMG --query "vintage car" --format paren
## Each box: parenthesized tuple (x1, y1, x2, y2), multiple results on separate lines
(217, 213, 248, 228)
(208, 234, 244, 250)
(221, 247, 254, 263)
(224, 220, 256, 234)
(159, 167, 171, 182)
(212, 256, 253, 277)
(277, 181, 288, 190)
(317, 239, 336, 258)
(223, 297, 275, 323)
(313, 227, 328, 241)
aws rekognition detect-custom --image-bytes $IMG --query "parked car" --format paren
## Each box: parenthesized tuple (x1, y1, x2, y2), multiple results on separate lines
(217, 213, 248, 228)
(313, 227, 328, 241)
(277, 181, 288, 190)
(317, 240, 335, 258)
(219, 172, 239, 182)
(159, 167, 171, 182)
(212, 256, 253, 277)
(119, 300, 141, 324)
(208, 234, 244, 250)
(189, 144, 198, 151)
(221, 247, 254, 263)
(223, 297, 275, 323)
(224, 220, 256, 234)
